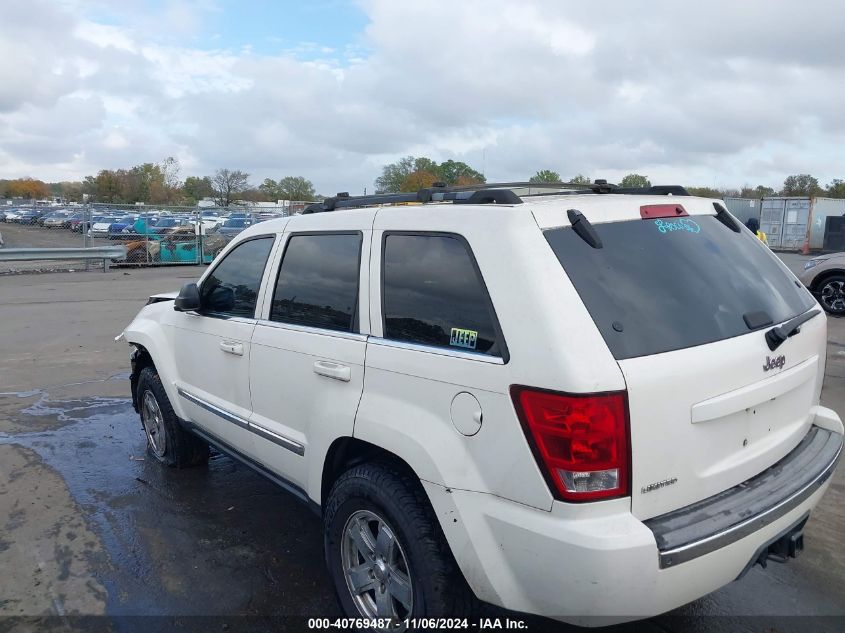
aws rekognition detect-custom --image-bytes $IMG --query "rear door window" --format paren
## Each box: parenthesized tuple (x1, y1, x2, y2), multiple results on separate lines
(381, 233, 506, 358)
(544, 213, 815, 359)
(270, 233, 362, 332)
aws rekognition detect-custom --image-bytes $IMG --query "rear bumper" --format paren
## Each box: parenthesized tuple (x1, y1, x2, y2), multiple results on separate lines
(644, 425, 842, 569)
(424, 412, 842, 625)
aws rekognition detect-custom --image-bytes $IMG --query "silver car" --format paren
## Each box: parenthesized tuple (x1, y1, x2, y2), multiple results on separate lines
(799, 252, 845, 315)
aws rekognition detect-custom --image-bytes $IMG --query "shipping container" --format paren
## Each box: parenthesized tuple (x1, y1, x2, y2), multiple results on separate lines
(824, 216, 845, 251)
(759, 197, 811, 251)
(760, 198, 786, 248)
(782, 198, 811, 250)
(808, 197, 845, 251)
(723, 197, 761, 227)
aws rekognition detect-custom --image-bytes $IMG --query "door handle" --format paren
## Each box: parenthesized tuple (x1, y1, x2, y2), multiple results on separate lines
(219, 341, 244, 356)
(313, 360, 351, 382)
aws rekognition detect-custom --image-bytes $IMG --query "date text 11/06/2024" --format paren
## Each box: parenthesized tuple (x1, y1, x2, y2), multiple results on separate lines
(307, 618, 528, 629)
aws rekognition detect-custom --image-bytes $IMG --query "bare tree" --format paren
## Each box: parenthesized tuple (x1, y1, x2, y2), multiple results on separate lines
(212, 169, 250, 207)
(160, 156, 182, 190)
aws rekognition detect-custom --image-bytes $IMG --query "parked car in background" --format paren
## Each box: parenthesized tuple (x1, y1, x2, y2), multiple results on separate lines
(88, 216, 121, 238)
(63, 212, 80, 229)
(254, 213, 283, 223)
(187, 216, 218, 233)
(800, 252, 845, 316)
(2, 209, 23, 223)
(42, 212, 71, 228)
(38, 209, 66, 226)
(211, 217, 251, 236)
(149, 217, 187, 235)
(68, 213, 87, 232)
(16, 209, 45, 225)
(129, 217, 161, 237)
(108, 215, 139, 239)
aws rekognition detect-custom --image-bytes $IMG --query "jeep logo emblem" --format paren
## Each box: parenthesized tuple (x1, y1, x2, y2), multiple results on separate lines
(764, 355, 786, 372)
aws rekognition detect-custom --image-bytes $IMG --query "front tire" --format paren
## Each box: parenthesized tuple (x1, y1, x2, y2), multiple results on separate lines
(136, 366, 209, 467)
(817, 275, 845, 316)
(324, 463, 473, 629)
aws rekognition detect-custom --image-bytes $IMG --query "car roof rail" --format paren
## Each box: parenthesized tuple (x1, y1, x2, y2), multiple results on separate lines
(300, 180, 690, 213)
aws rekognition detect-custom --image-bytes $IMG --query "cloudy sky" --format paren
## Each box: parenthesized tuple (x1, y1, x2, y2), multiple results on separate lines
(1, 0, 843, 194)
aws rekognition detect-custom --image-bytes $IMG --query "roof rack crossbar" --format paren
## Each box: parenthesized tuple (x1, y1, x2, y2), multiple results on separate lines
(301, 180, 689, 214)
(440, 181, 608, 193)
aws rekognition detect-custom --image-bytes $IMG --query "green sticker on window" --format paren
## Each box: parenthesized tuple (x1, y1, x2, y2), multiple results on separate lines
(450, 328, 478, 350)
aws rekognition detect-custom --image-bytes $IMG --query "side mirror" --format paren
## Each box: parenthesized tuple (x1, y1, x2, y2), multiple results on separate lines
(174, 283, 201, 312)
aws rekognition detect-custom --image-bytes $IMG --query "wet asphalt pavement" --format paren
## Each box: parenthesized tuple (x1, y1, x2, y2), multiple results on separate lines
(0, 391, 334, 622)
(0, 262, 843, 633)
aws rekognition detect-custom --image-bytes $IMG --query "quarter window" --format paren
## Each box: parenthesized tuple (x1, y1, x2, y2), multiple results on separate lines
(270, 233, 362, 332)
(382, 233, 504, 357)
(200, 237, 275, 317)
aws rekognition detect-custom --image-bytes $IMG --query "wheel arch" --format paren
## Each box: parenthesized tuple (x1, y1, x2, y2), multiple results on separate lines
(320, 437, 422, 512)
(124, 320, 183, 419)
(811, 268, 845, 291)
(130, 344, 155, 412)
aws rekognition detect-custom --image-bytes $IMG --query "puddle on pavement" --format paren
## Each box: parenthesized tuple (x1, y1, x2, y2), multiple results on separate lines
(0, 372, 132, 434)
(0, 389, 335, 622)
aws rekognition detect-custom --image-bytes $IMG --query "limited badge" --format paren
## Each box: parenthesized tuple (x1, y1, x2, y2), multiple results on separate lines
(450, 328, 478, 350)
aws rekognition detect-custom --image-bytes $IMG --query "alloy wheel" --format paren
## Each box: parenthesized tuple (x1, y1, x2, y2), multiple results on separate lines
(141, 390, 167, 458)
(341, 509, 414, 623)
(820, 280, 845, 314)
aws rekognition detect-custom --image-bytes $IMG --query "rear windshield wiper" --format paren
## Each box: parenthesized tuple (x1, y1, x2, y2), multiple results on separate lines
(765, 309, 821, 351)
(567, 209, 603, 249)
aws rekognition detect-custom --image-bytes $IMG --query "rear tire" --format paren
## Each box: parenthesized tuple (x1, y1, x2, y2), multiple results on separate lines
(136, 366, 208, 468)
(817, 274, 845, 316)
(324, 463, 473, 629)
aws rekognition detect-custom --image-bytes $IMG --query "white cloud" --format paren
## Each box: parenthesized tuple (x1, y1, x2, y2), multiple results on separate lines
(1, 0, 844, 193)
(73, 21, 138, 53)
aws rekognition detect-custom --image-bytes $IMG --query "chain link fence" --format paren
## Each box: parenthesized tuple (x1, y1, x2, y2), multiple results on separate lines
(1, 200, 311, 271)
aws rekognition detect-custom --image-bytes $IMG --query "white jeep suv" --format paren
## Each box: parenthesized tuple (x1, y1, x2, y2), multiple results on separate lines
(121, 182, 843, 627)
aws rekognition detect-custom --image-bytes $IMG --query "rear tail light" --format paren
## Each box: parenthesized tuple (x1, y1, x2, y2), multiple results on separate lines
(511, 386, 630, 502)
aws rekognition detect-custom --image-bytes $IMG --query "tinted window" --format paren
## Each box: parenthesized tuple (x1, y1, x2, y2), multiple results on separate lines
(545, 214, 816, 360)
(382, 234, 503, 357)
(270, 233, 362, 332)
(200, 237, 274, 317)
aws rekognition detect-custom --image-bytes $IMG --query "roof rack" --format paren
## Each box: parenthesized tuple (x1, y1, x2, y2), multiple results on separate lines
(302, 180, 690, 214)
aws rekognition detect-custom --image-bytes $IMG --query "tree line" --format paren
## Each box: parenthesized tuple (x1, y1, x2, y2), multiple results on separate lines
(0, 158, 317, 207)
(525, 170, 845, 198)
(3, 156, 844, 205)
(374, 159, 845, 199)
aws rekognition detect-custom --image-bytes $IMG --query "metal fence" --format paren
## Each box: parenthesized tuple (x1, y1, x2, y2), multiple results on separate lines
(1, 200, 310, 268)
(0, 245, 127, 271)
(85, 203, 229, 267)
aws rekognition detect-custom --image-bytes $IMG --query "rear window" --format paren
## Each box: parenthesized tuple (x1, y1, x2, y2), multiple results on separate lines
(545, 214, 815, 360)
